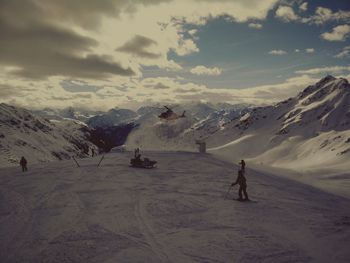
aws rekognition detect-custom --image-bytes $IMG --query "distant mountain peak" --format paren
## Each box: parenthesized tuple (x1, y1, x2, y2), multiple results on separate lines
(298, 75, 349, 100)
(318, 74, 336, 83)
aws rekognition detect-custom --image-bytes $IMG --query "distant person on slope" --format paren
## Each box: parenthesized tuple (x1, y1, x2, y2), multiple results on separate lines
(134, 148, 140, 158)
(231, 170, 249, 201)
(20, 156, 28, 172)
(239, 159, 246, 174)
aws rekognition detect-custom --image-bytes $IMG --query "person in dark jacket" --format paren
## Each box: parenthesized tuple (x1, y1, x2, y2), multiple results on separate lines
(239, 159, 246, 174)
(20, 156, 28, 172)
(231, 169, 249, 201)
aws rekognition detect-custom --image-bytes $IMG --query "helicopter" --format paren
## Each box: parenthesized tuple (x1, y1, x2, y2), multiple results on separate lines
(158, 106, 186, 120)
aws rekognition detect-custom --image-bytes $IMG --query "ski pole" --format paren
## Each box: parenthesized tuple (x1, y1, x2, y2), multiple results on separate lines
(97, 154, 105, 167)
(224, 185, 232, 200)
(72, 156, 80, 167)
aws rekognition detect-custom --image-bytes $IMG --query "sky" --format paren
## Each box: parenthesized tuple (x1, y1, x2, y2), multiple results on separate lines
(0, 0, 349, 110)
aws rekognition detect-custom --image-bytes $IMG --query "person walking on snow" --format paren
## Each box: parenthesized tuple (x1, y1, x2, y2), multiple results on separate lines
(20, 156, 28, 172)
(231, 170, 249, 201)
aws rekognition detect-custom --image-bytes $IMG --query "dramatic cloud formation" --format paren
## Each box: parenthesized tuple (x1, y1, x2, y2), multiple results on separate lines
(116, 35, 161, 59)
(268, 49, 288, 55)
(0, 0, 139, 80)
(321, 25, 350, 41)
(0, 0, 349, 111)
(190, 66, 223, 76)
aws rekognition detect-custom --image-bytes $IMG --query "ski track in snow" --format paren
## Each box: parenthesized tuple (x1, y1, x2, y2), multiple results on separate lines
(0, 151, 350, 263)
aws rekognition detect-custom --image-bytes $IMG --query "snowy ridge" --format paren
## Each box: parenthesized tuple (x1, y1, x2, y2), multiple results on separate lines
(0, 103, 97, 167)
(204, 76, 350, 165)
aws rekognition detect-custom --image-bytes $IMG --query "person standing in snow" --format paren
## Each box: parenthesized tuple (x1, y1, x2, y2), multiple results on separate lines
(134, 148, 140, 158)
(231, 170, 249, 201)
(239, 159, 246, 174)
(20, 156, 28, 172)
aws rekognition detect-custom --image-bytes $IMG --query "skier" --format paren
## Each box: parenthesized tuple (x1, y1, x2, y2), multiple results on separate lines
(239, 159, 246, 173)
(20, 156, 28, 172)
(231, 169, 249, 201)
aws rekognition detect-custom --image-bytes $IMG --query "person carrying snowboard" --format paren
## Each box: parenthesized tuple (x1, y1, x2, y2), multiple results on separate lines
(20, 156, 28, 172)
(231, 169, 249, 201)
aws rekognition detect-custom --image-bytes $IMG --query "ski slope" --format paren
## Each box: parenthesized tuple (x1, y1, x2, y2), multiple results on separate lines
(0, 152, 349, 263)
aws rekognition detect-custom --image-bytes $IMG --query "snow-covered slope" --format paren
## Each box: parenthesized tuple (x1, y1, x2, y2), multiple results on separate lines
(0, 103, 98, 167)
(125, 103, 248, 150)
(203, 76, 350, 171)
(0, 152, 349, 262)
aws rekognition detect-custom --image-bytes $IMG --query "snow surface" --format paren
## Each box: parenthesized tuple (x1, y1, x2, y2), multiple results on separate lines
(1, 151, 349, 262)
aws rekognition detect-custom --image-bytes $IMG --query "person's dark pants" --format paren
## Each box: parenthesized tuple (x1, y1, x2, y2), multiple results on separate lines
(239, 185, 248, 200)
(21, 165, 27, 172)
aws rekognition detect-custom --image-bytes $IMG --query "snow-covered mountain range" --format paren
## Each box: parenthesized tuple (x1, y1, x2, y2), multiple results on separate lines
(125, 103, 250, 150)
(125, 76, 350, 173)
(1, 75, 349, 175)
(0, 101, 244, 167)
(0, 103, 98, 167)
(87, 108, 138, 128)
(203, 75, 350, 170)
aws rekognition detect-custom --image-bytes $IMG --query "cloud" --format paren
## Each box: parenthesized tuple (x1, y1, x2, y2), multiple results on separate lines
(248, 23, 263, 29)
(0, 0, 289, 109)
(188, 29, 198, 36)
(295, 65, 350, 75)
(303, 7, 350, 25)
(0, 84, 25, 98)
(268, 49, 287, 55)
(334, 46, 350, 59)
(275, 6, 299, 22)
(305, 48, 315, 53)
(320, 25, 350, 41)
(2, 71, 343, 111)
(116, 35, 161, 59)
(190, 66, 223, 76)
(0, 0, 279, 81)
(0, 1, 135, 80)
(274, 5, 350, 26)
(299, 2, 308, 12)
(175, 38, 200, 56)
(153, 83, 171, 89)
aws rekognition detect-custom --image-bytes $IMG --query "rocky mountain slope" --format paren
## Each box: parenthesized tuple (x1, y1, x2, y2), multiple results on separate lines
(0, 103, 98, 167)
